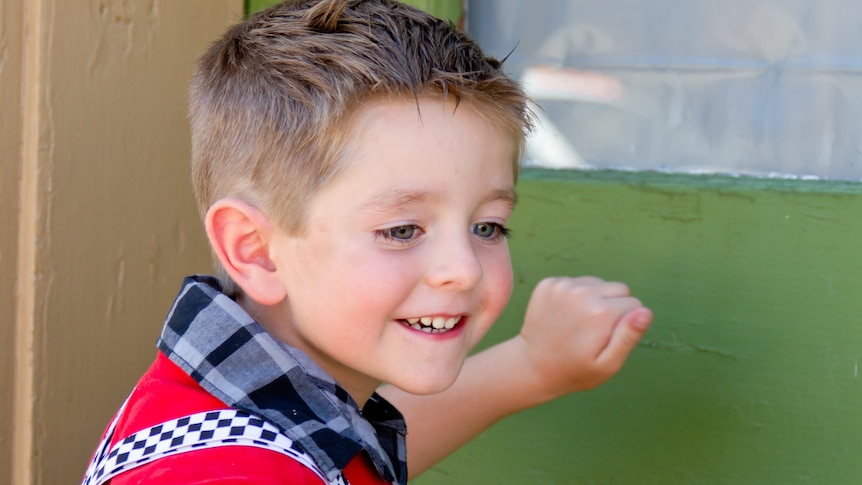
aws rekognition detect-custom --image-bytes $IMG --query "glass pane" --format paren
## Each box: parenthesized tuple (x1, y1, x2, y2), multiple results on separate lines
(469, 0, 862, 180)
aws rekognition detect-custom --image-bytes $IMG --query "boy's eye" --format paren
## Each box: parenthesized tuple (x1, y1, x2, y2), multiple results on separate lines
(387, 225, 417, 240)
(375, 224, 424, 246)
(472, 222, 511, 239)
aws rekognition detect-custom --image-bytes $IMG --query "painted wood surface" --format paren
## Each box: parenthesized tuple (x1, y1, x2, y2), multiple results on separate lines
(2, 2, 242, 483)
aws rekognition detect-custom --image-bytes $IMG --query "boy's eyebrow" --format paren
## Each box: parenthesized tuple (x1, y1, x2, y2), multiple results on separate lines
(360, 187, 518, 213)
(486, 188, 519, 208)
(360, 189, 431, 213)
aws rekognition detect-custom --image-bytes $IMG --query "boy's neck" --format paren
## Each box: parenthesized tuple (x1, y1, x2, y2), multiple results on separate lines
(236, 293, 380, 408)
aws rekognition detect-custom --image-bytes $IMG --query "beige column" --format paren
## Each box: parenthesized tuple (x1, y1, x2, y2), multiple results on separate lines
(1, 0, 25, 483)
(2, 1, 244, 483)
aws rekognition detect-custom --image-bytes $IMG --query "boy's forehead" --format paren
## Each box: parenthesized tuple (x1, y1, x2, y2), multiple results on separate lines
(359, 187, 518, 214)
(306, 97, 519, 213)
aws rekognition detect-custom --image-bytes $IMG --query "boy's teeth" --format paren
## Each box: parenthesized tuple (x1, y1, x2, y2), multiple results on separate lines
(405, 316, 462, 333)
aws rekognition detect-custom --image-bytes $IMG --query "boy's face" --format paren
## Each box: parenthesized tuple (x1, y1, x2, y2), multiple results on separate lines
(266, 98, 516, 403)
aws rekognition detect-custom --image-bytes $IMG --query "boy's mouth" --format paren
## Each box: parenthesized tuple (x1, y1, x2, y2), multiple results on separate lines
(400, 316, 462, 334)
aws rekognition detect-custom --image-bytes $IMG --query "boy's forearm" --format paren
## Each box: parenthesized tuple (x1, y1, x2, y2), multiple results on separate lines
(378, 336, 545, 477)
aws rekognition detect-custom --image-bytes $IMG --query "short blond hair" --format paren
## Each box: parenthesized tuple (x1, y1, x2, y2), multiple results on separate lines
(189, 0, 533, 295)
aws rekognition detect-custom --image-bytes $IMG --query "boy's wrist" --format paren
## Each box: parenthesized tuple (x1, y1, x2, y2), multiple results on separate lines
(489, 336, 564, 410)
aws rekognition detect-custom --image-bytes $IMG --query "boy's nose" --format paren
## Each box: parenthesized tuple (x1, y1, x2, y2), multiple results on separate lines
(423, 235, 483, 291)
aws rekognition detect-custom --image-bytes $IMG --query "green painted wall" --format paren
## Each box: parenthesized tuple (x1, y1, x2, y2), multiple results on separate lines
(414, 169, 862, 484)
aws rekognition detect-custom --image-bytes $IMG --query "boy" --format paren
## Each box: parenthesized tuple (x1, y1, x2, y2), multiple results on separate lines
(82, 0, 652, 483)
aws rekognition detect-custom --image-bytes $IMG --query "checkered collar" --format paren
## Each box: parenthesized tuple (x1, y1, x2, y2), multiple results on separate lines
(157, 275, 408, 484)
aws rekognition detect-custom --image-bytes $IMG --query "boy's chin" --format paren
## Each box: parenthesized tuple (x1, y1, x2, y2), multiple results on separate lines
(398, 382, 456, 396)
(392, 372, 460, 396)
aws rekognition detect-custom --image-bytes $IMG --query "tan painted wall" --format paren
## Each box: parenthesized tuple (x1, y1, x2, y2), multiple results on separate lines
(1, 1, 24, 483)
(2, 1, 243, 483)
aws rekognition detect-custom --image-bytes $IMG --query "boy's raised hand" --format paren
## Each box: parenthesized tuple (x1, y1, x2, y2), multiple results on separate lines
(517, 276, 653, 400)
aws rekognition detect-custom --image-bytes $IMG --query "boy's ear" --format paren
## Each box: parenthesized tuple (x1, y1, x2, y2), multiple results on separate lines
(205, 198, 287, 305)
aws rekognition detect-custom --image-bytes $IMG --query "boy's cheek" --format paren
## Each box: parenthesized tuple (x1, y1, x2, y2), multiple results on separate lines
(486, 257, 515, 319)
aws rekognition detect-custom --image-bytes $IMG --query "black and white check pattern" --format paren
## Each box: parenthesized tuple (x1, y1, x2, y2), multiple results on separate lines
(156, 275, 407, 484)
(82, 396, 347, 485)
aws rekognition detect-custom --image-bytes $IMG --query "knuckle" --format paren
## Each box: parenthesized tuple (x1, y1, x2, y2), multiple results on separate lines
(536, 276, 562, 291)
(575, 275, 603, 286)
(585, 303, 615, 320)
(614, 282, 632, 296)
(570, 283, 598, 298)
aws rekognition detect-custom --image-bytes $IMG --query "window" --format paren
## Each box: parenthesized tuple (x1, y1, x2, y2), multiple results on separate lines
(469, 0, 862, 180)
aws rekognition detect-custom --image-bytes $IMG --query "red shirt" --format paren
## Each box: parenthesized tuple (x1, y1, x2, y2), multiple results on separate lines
(94, 352, 389, 484)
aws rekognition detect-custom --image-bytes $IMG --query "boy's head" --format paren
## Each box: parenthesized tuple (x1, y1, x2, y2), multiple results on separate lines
(189, 0, 532, 296)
